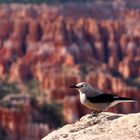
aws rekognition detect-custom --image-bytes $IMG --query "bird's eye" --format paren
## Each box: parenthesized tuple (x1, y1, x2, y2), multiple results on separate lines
(81, 85, 83, 87)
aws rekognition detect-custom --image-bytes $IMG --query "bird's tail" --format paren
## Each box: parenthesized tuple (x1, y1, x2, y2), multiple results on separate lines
(116, 97, 136, 102)
(109, 97, 136, 108)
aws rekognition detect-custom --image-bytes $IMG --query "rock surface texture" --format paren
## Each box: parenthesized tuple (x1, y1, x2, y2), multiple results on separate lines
(42, 112, 140, 140)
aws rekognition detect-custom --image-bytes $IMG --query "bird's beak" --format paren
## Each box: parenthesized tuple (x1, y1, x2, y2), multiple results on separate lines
(69, 85, 79, 88)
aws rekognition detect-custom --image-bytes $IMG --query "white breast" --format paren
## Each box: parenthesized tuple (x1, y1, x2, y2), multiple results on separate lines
(80, 92, 94, 109)
(80, 92, 87, 104)
(79, 92, 109, 111)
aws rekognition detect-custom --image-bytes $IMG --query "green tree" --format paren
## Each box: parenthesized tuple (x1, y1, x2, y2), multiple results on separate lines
(0, 80, 20, 99)
(24, 79, 42, 98)
(33, 101, 64, 128)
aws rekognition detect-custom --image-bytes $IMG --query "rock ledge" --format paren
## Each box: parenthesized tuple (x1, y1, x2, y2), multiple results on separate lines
(42, 112, 140, 140)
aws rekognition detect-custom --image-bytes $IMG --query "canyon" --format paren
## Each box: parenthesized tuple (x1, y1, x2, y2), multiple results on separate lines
(0, 1, 139, 139)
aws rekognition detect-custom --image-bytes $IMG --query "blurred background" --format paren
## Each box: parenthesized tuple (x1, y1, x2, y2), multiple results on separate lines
(0, 0, 139, 139)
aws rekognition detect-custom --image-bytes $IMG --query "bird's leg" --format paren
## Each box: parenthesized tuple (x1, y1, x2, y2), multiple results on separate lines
(90, 111, 101, 117)
(91, 111, 95, 116)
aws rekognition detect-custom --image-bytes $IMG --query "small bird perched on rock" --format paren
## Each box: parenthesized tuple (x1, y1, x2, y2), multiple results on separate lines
(70, 82, 136, 116)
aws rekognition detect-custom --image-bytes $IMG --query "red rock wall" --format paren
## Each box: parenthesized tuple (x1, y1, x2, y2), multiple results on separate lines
(0, 4, 139, 125)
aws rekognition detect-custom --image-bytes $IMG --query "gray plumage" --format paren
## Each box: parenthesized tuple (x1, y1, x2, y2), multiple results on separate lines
(70, 82, 136, 114)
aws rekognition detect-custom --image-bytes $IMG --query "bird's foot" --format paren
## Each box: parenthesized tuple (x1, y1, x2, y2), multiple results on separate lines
(90, 111, 101, 118)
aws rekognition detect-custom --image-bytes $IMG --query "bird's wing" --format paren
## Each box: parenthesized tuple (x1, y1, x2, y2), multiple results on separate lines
(86, 93, 135, 103)
(85, 87, 103, 97)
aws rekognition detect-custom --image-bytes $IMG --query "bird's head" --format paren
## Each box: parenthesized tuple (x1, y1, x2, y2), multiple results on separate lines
(70, 82, 92, 93)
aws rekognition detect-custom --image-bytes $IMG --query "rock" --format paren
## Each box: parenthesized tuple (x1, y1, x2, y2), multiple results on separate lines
(42, 112, 140, 140)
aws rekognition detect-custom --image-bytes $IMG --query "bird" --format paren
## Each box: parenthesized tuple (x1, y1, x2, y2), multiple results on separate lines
(70, 82, 136, 116)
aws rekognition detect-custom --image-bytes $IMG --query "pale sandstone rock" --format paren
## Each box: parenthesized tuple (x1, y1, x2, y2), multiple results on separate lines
(42, 112, 140, 140)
